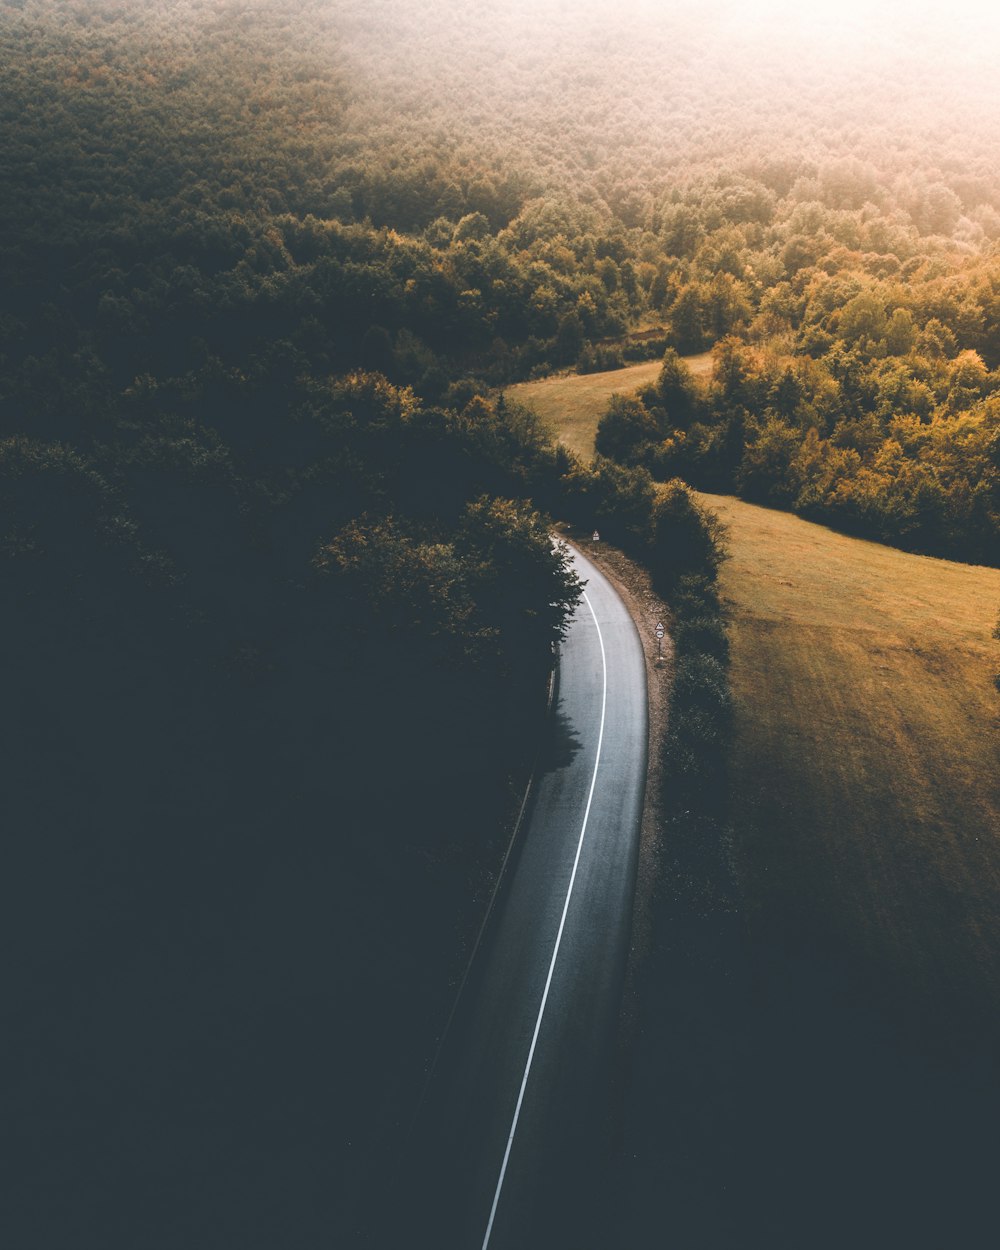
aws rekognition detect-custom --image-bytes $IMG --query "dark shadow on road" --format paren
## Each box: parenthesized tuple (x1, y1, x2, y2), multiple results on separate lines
(540, 703, 584, 772)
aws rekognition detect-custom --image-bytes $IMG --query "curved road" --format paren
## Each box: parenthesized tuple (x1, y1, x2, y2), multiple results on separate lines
(395, 544, 648, 1249)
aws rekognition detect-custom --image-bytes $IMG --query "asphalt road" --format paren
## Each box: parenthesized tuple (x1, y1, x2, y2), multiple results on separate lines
(395, 543, 648, 1249)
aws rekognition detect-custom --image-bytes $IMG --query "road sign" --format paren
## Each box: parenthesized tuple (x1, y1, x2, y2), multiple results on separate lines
(654, 622, 664, 638)
(592, 530, 600, 542)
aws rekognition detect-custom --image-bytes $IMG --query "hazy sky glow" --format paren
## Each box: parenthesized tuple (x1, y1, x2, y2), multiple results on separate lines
(708, 0, 1000, 60)
(367, 0, 1000, 106)
(344, 0, 1000, 137)
(688, 0, 1000, 33)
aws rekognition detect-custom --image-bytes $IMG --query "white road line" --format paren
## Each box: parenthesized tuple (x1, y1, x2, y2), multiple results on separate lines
(481, 587, 608, 1250)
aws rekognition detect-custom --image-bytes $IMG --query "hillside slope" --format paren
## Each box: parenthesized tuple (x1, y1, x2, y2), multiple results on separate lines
(508, 368, 999, 1002)
(703, 491, 1000, 1015)
(616, 494, 1000, 1250)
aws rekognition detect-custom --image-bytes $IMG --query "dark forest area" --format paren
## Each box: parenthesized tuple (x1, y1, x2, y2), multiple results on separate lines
(2, 0, 999, 1245)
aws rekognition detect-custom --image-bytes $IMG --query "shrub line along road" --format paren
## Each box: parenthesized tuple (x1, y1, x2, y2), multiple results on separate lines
(394, 544, 648, 1249)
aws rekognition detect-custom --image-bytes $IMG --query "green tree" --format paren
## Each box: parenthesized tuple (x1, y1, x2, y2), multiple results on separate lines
(562, 455, 656, 550)
(646, 479, 727, 595)
(456, 496, 583, 666)
(737, 415, 802, 504)
(595, 395, 663, 465)
(553, 309, 586, 366)
(647, 347, 701, 428)
(670, 283, 708, 353)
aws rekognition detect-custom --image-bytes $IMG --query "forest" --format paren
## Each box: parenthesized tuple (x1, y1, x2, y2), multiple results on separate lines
(2, 0, 998, 1245)
(4, 0, 998, 562)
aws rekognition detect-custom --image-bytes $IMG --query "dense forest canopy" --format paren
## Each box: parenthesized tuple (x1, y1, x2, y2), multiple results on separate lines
(2, 0, 999, 565)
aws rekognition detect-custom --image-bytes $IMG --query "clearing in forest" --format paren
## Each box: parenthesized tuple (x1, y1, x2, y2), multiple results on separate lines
(702, 491, 1000, 1017)
(507, 351, 714, 460)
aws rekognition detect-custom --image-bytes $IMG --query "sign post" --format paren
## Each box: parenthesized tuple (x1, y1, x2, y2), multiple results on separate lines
(654, 620, 664, 661)
(592, 530, 600, 543)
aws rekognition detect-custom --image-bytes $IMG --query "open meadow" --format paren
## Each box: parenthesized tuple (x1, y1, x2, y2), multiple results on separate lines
(515, 357, 1000, 1010)
(507, 352, 714, 460)
(703, 492, 1000, 1017)
(516, 364, 1000, 1019)
(612, 493, 1000, 1247)
(541, 419, 1000, 1246)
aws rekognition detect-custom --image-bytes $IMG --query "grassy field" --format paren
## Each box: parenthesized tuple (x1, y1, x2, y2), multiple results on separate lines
(514, 351, 1000, 1014)
(616, 495, 1000, 1249)
(507, 351, 714, 460)
(514, 362, 1000, 1242)
(702, 491, 1000, 1017)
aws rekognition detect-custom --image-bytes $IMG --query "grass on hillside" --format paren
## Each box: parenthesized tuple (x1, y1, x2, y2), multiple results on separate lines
(507, 351, 714, 460)
(516, 347, 1000, 1014)
(617, 493, 1000, 1250)
(512, 359, 1000, 1240)
(701, 491, 1000, 1018)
